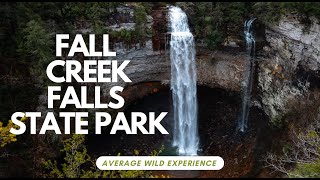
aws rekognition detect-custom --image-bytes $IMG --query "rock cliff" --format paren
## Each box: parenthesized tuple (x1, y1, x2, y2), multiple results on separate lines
(258, 14, 320, 119)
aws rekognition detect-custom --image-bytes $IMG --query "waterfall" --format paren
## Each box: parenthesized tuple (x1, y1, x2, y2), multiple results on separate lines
(169, 6, 199, 155)
(238, 18, 256, 132)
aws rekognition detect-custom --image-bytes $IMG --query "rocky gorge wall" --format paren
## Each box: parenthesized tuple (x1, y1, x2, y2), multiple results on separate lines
(34, 41, 246, 133)
(98, 41, 246, 103)
(109, 11, 320, 124)
(257, 14, 320, 120)
(34, 6, 320, 132)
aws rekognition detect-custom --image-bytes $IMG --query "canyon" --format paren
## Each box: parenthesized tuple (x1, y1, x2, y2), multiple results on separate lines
(2, 3, 319, 178)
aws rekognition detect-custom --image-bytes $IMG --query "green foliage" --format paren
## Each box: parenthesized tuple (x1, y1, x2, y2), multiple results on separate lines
(281, 2, 320, 20)
(183, 2, 320, 50)
(281, 143, 292, 155)
(289, 159, 320, 178)
(1, 2, 122, 82)
(140, 2, 154, 14)
(186, 2, 248, 50)
(265, 114, 320, 178)
(18, 19, 54, 82)
(0, 2, 123, 120)
(109, 29, 136, 49)
(62, 2, 120, 31)
(288, 129, 320, 178)
(252, 2, 283, 25)
(0, 84, 41, 120)
(43, 134, 91, 178)
(0, 116, 28, 147)
(3, 2, 319, 79)
(253, 2, 320, 25)
(308, 130, 318, 139)
(0, 3, 17, 58)
(134, 4, 148, 47)
(270, 113, 288, 130)
(205, 30, 223, 50)
(42, 134, 162, 178)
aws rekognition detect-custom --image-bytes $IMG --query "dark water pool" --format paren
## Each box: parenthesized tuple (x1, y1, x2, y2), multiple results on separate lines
(87, 86, 271, 177)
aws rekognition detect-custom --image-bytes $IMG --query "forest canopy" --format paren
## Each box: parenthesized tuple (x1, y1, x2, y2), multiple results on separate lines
(1, 2, 320, 178)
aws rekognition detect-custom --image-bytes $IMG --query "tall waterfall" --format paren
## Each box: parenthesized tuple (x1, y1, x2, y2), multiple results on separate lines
(238, 18, 256, 132)
(169, 6, 198, 155)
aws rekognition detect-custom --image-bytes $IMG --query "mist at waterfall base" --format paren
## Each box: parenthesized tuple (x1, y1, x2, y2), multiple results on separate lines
(169, 6, 199, 156)
(238, 18, 256, 133)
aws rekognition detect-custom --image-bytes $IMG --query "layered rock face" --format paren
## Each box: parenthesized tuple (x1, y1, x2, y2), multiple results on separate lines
(258, 14, 320, 119)
(100, 41, 246, 100)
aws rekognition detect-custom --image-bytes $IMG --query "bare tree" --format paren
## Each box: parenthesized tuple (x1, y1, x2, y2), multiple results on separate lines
(264, 98, 320, 177)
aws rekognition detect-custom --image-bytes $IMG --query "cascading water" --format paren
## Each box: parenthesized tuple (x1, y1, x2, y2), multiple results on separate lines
(238, 18, 256, 132)
(169, 6, 199, 155)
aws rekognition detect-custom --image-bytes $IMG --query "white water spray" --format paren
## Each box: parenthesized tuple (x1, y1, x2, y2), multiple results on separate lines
(169, 6, 199, 155)
(238, 18, 256, 132)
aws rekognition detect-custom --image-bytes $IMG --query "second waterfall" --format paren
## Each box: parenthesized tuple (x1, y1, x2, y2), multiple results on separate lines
(238, 18, 256, 132)
(169, 6, 199, 156)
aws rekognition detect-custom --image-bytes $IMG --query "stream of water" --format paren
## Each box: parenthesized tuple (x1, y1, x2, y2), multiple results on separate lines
(238, 18, 256, 132)
(169, 6, 199, 155)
